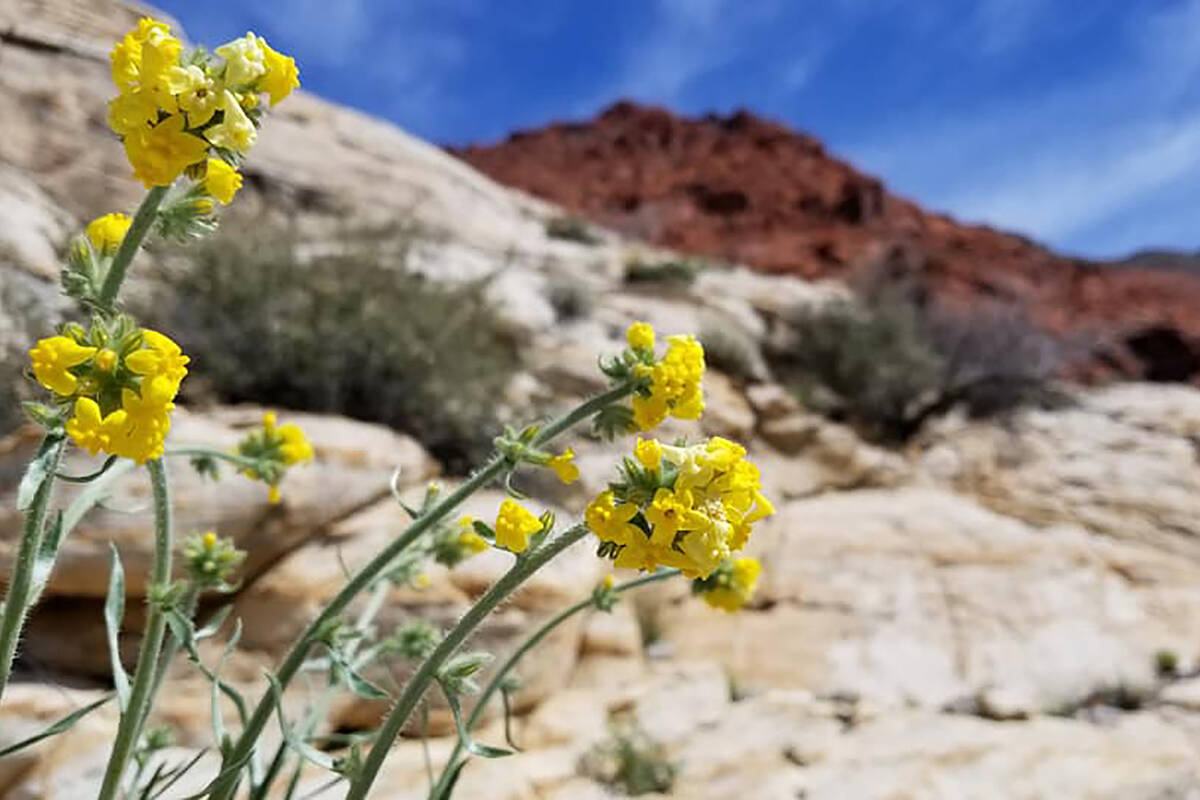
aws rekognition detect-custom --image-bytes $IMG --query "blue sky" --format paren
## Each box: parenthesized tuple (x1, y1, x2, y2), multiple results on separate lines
(155, 0, 1200, 259)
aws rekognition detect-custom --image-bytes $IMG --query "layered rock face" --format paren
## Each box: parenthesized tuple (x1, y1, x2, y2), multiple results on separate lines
(4, 2, 1200, 799)
(455, 102, 1200, 384)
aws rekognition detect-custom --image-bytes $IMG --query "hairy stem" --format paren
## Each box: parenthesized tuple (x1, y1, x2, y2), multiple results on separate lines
(207, 383, 633, 799)
(427, 568, 680, 798)
(97, 458, 173, 800)
(348, 524, 591, 799)
(0, 435, 65, 704)
(97, 185, 168, 310)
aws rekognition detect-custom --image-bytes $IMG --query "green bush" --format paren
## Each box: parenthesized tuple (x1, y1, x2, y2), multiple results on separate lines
(623, 256, 699, 286)
(770, 284, 1062, 442)
(700, 316, 767, 382)
(579, 718, 677, 796)
(136, 223, 521, 471)
(545, 215, 599, 245)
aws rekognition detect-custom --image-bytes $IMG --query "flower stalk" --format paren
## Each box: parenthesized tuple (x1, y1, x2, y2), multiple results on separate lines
(0, 435, 66, 704)
(96, 457, 174, 800)
(427, 568, 681, 799)
(347, 523, 593, 799)
(96, 185, 168, 311)
(206, 383, 633, 799)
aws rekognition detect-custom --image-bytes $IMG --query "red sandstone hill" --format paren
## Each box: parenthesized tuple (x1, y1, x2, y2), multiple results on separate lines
(452, 101, 1200, 383)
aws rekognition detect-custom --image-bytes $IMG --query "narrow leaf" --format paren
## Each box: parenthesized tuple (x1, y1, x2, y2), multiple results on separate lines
(0, 693, 113, 757)
(265, 673, 337, 771)
(147, 749, 209, 800)
(16, 434, 62, 511)
(339, 663, 389, 700)
(28, 511, 65, 604)
(441, 680, 513, 760)
(103, 545, 131, 711)
(429, 760, 468, 800)
(195, 605, 233, 641)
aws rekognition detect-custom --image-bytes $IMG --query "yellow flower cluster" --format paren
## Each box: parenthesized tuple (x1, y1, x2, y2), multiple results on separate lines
(625, 323, 706, 430)
(695, 556, 762, 612)
(29, 327, 189, 464)
(107, 17, 298, 197)
(585, 436, 773, 578)
(237, 412, 315, 503)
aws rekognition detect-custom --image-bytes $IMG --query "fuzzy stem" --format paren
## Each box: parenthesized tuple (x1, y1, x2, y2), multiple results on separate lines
(347, 524, 591, 800)
(97, 185, 168, 311)
(0, 435, 65, 704)
(96, 458, 173, 800)
(207, 383, 633, 799)
(427, 568, 680, 798)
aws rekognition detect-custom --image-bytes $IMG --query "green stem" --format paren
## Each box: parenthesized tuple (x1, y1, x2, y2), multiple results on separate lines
(97, 185, 168, 310)
(206, 383, 631, 800)
(0, 435, 65, 704)
(96, 458, 173, 800)
(347, 524, 591, 799)
(427, 569, 680, 799)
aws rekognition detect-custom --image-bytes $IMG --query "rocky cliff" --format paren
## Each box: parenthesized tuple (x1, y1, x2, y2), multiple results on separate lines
(455, 101, 1200, 384)
(3, 3, 1200, 799)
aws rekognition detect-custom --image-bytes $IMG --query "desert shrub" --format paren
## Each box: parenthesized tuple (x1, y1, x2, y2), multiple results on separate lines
(770, 285, 1062, 442)
(546, 276, 595, 321)
(545, 215, 599, 245)
(700, 315, 767, 382)
(624, 256, 699, 286)
(579, 718, 677, 796)
(136, 223, 521, 471)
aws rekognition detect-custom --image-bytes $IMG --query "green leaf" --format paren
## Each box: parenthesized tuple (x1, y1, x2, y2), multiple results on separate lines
(103, 544, 131, 712)
(28, 511, 65, 605)
(265, 672, 336, 771)
(429, 759, 468, 800)
(16, 434, 63, 511)
(339, 664, 389, 700)
(195, 605, 233, 641)
(440, 678, 513, 761)
(0, 693, 113, 757)
(209, 619, 243, 748)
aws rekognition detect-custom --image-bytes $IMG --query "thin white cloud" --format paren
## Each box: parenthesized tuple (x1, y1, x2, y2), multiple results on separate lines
(841, 0, 1200, 257)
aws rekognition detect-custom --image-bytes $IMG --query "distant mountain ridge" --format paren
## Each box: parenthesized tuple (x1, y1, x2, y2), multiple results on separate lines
(453, 101, 1200, 384)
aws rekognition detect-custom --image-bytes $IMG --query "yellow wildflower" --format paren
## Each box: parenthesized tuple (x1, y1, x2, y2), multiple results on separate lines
(258, 35, 300, 105)
(202, 531, 218, 549)
(494, 499, 542, 554)
(699, 557, 762, 612)
(278, 423, 314, 464)
(124, 113, 208, 187)
(65, 397, 128, 457)
(94, 349, 118, 372)
(204, 90, 257, 153)
(107, 89, 159, 137)
(626, 321, 656, 352)
(28, 336, 98, 396)
(165, 64, 221, 127)
(588, 437, 772, 579)
(203, 158, 242, 205)
(644, 487, 704, 548)
(86, 213, 132, 254)
(547, 448, 580, 484)
(634, 437, 662, 470)
(585, 490, 641, 546)
(110, 18, 181, 94)
(215, 34, 267, 87)
(125, 329, 190, 392)
(631, 393, 669, 431)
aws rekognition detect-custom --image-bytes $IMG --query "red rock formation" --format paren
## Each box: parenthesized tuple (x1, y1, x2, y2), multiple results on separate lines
(453, 101, 1200, 383)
